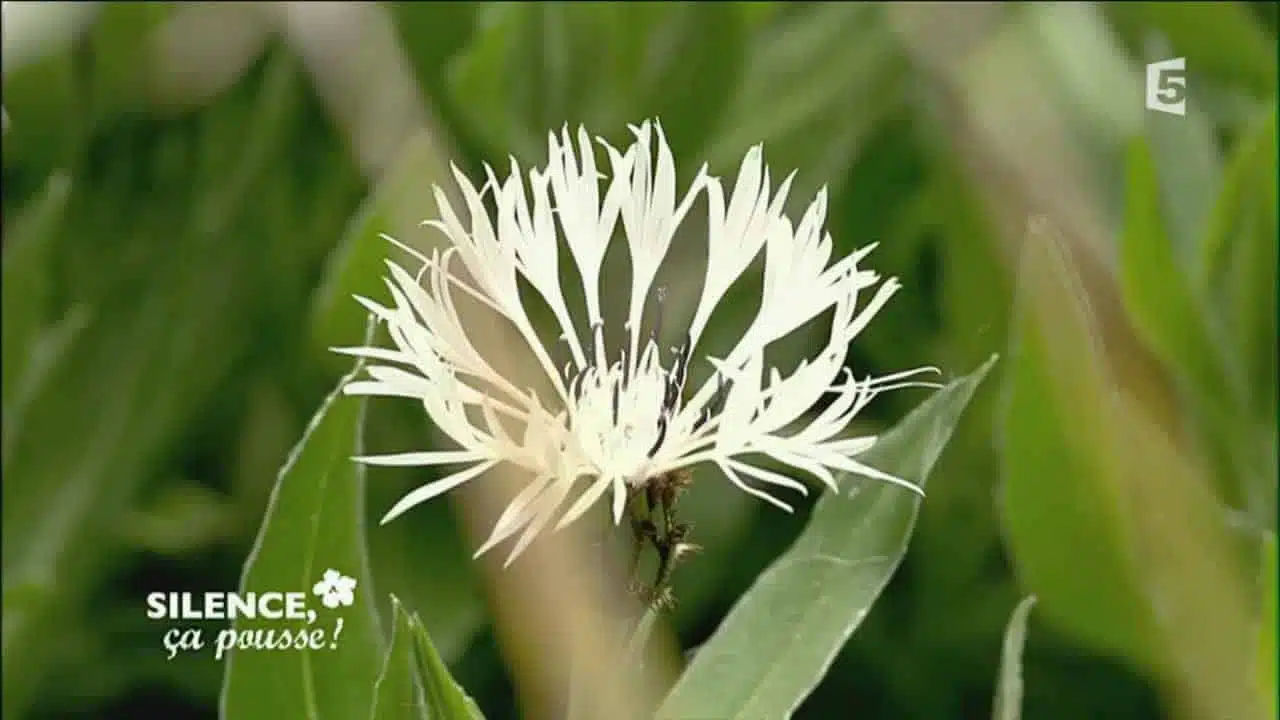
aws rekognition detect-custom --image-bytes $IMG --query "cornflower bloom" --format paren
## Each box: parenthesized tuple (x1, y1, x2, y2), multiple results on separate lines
(335, 120, 940, 566)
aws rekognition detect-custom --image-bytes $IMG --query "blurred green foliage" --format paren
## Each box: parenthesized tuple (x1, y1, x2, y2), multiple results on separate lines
(2, 2, 1275, 719)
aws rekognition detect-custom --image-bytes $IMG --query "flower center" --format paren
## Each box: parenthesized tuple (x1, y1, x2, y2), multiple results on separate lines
(569, 345, 671, 480)
(562, 287, 698, 482)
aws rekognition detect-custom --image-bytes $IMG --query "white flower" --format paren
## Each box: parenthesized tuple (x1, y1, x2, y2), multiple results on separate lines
(335, 120, 940, 566)
(312, 569, 357, 608)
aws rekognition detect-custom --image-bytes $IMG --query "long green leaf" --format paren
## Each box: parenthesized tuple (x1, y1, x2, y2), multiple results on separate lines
(657, 354, 997, 719)
(1118, 137, 1258, 510)
(1, 171, 71, 408)
(1201, 108, 1278, 429)
(1001, 225, 1261, 718)
(370, 597, 428, 720)
(219, 339, 385, 720)
(1120, 136, 1235, 406)
(1001, 226, 1161, 669)
(408, 611, 485, 720)
(309, 131, 485, 662)
(992, 596, 1037, 720)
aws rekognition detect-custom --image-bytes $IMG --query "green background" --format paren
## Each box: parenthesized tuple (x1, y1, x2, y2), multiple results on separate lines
(2, 2, 1275, 719)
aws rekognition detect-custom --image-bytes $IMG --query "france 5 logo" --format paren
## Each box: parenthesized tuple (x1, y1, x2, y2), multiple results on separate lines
(1145, 57, 1187, 116)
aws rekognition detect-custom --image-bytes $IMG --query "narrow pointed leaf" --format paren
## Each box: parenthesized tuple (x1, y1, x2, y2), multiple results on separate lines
(220, 339, 385, 720)
(658, 355, 996, 719)
(370, 596, 428, 720)
(408, 612, 485, 720)
(992, 596, 1037, 720)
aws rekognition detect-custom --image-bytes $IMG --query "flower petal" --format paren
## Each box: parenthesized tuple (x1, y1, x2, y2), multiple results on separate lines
(352, 450, 488, 467)
(379, 460, 499, 524)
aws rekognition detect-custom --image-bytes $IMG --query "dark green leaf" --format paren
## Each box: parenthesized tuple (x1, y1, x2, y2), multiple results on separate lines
(446, 3, 746, 163)
(1, 172, 72, 407)
(84, 3, 172, 120)
(704, 3, 905, 199)
(2, 201, 263, 718)
(444, 3, 547, 158)
(632, 3, 746, 164)
(657, 355, 997, 719)
(219, 341, 385, 720)
(119, 482, 238, 555)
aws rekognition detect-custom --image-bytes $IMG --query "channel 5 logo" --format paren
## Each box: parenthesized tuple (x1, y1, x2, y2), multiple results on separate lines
(1145, 57, 1187, 116)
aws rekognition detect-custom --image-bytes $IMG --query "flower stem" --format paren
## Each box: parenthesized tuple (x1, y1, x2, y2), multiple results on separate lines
(626, 470, 697, 611)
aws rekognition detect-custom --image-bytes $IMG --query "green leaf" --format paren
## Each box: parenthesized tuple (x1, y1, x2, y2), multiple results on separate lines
(1120, 136, 1232, 402)
(1259, 533, 1277, 720)
(1201, 108, 1278, 425)
(1, 172, 72, 408)
(1120, 136, 1264, 516)
(445, 3, 745, 163)
(219, 339, 385, 720)
(1000, 225, 1262, 720)
(408, 610, 485, 720)
(1001, 226, 1161, 669)
(657, 355, 997, 719)
(370, 597, 428, 720)
(310, 196, 396, 370)
(2, 190, 267, 718)
(84, 3, 172, 120)
(992, 596, 1037, 720)
(310, 130, 487, 661)
(630, 3, 746, 164)
(704, 3, 905, 199)
(0, 5, 94, 169)
(310, 132, 454, 372)
(0, 305, 90, 474)
(444, 3, 540, 157)
(390, 2, 477, 89)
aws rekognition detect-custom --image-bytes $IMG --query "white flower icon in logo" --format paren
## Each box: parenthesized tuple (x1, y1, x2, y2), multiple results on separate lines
(312, 569, 357, 609)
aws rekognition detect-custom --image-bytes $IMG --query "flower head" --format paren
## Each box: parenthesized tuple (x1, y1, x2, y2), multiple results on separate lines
(336, 120, 939, 565)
